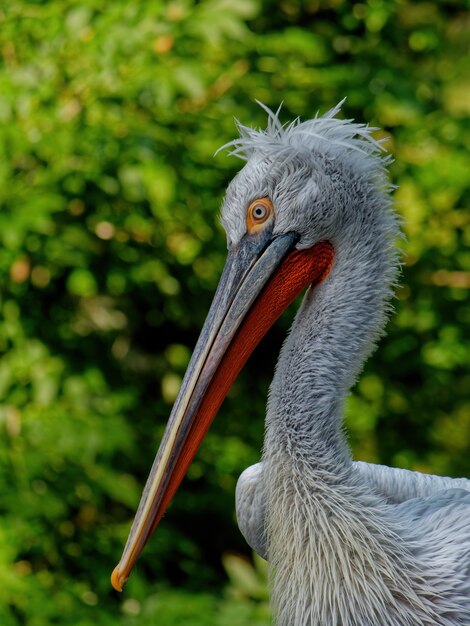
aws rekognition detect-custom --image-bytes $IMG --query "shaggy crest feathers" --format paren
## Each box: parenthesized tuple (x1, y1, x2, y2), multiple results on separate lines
(217, 99, 392, 184)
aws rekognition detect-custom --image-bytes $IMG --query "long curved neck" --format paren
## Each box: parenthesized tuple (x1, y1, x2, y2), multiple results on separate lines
(264, 222, 395, 470)
(260, 222, 428, 626)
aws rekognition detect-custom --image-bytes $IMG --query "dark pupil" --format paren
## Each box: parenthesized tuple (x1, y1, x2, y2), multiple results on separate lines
(253, 206, 265, 219)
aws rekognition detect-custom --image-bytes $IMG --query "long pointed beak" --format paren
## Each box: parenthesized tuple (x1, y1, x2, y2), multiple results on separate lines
(111, 230, 334, 591)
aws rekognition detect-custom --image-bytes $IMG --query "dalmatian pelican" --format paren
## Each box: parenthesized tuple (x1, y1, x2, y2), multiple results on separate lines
(111, 102, 470, 625)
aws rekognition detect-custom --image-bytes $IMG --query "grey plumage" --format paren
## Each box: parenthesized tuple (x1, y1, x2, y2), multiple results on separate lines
(236, 461, 470, 561)
(218, 103, 470, 625)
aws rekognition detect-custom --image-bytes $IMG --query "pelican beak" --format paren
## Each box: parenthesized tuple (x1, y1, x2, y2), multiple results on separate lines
(111, 228, 334, 591)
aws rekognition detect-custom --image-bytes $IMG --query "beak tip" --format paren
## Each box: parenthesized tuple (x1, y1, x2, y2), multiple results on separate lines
(111, 564, 128, 592)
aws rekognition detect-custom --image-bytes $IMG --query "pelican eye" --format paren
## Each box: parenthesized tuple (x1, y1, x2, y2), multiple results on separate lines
(246, 197, 274, 233)
(252, 204, 267, 220)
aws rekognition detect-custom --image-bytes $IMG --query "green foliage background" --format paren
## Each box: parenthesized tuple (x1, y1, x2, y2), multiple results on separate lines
(0, 0, 468, 624)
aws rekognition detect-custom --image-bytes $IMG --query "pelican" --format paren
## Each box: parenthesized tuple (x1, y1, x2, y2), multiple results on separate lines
(111, 102, 470, 625)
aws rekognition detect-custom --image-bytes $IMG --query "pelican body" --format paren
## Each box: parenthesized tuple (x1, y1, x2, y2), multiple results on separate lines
(112, 103, 470, 625)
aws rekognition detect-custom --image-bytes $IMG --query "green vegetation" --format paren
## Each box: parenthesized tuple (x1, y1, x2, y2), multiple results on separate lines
(0, 1, 468, 624)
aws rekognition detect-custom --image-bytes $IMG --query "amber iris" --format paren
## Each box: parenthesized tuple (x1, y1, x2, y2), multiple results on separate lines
(246, 197, 274, 233)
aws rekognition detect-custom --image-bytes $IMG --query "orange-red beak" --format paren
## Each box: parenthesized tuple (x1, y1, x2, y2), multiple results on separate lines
(111, 228, 334, 592)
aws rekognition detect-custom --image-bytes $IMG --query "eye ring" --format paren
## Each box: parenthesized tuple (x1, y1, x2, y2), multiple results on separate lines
(246, 197, 274, 233)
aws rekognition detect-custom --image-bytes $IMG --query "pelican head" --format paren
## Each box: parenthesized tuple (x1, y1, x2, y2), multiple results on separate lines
(111, 101, 397, 591)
